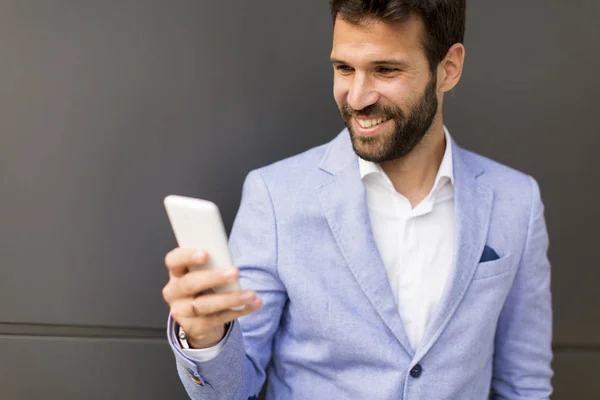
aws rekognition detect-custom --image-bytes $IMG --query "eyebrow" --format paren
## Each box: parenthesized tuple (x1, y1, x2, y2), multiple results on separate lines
(330, 58, 410, 68)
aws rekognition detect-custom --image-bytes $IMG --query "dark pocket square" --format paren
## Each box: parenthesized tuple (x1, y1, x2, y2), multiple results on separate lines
(479, 245, 500, 263)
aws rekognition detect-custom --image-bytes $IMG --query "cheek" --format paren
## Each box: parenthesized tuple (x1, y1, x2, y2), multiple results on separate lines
(377, 80, 415, 109)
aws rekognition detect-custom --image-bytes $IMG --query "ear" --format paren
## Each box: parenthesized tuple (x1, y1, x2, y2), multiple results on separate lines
(437, 43, 465, 93)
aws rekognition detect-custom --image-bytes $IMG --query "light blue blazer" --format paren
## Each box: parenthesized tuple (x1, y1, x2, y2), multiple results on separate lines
(169, 129, 553, 399)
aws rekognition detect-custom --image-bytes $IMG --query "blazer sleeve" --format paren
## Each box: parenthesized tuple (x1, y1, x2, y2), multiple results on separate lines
(170, 169, 287, 400)
(491, 176, 554, 399)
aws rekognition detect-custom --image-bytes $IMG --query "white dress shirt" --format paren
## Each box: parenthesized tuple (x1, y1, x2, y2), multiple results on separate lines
(359, 126, 455, 350)
(178, 127, 455, 359)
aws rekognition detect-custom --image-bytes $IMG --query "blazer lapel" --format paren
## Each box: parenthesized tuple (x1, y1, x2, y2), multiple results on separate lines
(317, 130, 414, 357)
(414, 138, 493, 361)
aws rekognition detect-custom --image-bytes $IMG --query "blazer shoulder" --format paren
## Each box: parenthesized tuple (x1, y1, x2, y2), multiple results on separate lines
(253, 141, 330, 186)
(461, 148, 536, 190)
(459, 148, 545, 224)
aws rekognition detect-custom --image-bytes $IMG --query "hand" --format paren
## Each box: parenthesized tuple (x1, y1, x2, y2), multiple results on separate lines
(162, 248, 263, 348)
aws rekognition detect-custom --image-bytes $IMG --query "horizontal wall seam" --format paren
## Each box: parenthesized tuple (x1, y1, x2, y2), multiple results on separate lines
(1, 324, 598, 350)
(553, 344, 600, 352)
(0, 322, 165, 339)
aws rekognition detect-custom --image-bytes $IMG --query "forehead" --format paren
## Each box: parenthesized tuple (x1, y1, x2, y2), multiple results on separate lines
(331, 15, 426, 63)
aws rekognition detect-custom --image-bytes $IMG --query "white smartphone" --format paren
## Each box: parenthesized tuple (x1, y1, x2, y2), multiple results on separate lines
(163, 195, 242, 295)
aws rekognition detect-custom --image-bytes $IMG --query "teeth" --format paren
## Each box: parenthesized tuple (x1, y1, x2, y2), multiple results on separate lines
(357, 117, 387, 128)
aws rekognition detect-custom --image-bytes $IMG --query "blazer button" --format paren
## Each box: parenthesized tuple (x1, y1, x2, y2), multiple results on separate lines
(410, 364, 423, 378)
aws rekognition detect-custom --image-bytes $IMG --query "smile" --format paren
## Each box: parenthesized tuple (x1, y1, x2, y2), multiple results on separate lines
(356, 116, 389, 128)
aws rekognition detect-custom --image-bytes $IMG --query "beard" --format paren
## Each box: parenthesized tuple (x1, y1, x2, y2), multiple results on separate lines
(339, 73, 439, 163)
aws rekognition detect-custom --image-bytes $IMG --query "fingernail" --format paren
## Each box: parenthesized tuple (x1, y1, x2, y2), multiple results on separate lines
(240, 290, 255, 301)
(194, 251, 206, 262)
(223, 268, 237, 278)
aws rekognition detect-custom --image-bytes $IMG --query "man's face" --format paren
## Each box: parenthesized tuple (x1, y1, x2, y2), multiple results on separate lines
(331, 15, 439, 163)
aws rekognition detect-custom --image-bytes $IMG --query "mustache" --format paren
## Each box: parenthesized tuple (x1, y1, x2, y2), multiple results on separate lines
(339, 102, 403, 120)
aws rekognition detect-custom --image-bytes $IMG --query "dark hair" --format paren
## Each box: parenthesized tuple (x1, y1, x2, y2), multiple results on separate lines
(329, 0, 466, 73)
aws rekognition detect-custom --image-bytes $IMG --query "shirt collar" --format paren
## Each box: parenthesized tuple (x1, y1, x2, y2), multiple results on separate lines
(358, 125, 454, 191)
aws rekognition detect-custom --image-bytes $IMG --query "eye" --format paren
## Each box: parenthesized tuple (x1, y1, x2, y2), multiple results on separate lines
(377, 67, 399, 74)
(335, 65, 354, 74)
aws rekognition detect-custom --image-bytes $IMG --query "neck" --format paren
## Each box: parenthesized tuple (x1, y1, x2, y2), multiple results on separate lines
(380, 119, 447, 207)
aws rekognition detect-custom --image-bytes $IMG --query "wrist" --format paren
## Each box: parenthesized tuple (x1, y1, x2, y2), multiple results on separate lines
(178, 322, 230, 349)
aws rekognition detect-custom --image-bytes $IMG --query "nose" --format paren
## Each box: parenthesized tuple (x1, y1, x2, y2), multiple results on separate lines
(347, 72, 379, 111)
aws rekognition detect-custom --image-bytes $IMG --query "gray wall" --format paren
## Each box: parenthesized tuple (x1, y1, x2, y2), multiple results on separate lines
(0, 1, 597, 399)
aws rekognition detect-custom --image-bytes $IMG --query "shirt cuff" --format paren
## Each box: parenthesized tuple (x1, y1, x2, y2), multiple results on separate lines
(170, 321, 234, 362)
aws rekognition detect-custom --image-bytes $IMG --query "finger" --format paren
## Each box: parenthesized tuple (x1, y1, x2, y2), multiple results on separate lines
(164, 248, 208, 278)
(208, 297, 263, 327)
(192, 290, 257, 316)
(169, 297, 198, 321)
(177, 298, 262, 338)
(176, 267, 239, 298)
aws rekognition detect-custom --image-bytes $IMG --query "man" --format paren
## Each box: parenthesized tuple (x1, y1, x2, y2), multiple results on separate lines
(162, 1, 553, 398)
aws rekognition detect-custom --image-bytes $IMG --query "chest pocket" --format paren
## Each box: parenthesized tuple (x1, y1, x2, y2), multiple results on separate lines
(471, 253, 515, 280)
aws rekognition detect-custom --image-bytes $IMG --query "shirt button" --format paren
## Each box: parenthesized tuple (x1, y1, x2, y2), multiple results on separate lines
(410, 364, 423, 378)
